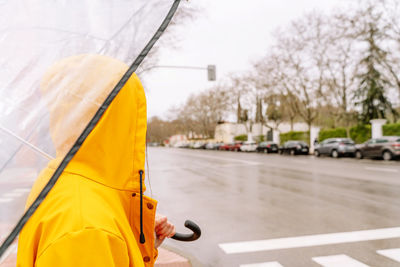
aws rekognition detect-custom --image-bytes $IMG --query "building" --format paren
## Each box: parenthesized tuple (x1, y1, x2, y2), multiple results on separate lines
(214, 121, 310, 144)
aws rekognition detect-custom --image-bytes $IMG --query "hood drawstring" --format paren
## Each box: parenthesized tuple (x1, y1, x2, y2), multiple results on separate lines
(138, 170, 145, 244)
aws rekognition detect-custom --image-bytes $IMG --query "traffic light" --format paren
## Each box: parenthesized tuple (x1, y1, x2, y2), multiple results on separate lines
(207, 65, 216, 81)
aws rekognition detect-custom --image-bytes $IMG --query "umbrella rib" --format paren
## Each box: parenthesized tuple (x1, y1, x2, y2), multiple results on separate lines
(0, 125, 54, 160)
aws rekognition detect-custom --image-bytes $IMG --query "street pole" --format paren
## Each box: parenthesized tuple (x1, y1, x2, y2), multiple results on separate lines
(137, 65, 216, 81)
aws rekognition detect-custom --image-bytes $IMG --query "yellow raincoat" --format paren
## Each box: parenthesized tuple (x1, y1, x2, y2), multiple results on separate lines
(17, 55, 157, 267)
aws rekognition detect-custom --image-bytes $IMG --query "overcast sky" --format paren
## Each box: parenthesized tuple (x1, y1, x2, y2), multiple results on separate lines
(141, 0, 357, 119)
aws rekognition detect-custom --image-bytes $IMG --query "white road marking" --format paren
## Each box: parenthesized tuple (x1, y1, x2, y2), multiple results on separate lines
(364, 167, 398, 173)
(222, 163, 260, 167)
(3, 192, 23, 198)
(13, 188, 31, 193)
(312, 254, 369, 267)
(0, 198, 13, 203)
(219, 227, 400, 254)
(240, 262, 284, 267)
(377, 248, 400, 262)
(171, 150, 260, 165)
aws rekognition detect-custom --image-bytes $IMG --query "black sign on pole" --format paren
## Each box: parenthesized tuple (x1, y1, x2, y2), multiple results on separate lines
(207, 65, 216, 81)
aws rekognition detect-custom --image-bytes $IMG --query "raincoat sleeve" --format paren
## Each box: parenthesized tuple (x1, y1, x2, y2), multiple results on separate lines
(35, 229, 130, 267)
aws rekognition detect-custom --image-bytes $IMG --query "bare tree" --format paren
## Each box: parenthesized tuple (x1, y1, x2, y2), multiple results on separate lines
(319, 11, 360, 128)
(375, 0, 400, 102)
(138, 2, 199, 74)
(272, 29, 319, 132)
(225, 72, 260, 135)
(255, 52, 300, 130)
(171, 85, 230, 138)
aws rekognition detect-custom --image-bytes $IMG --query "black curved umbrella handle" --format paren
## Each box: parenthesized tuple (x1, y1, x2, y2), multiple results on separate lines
(171, 220, 201, 242)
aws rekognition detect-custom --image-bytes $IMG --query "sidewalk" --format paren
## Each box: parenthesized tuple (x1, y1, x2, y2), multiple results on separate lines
(0, 246, 191, 267)
(156, 248, 191, 267)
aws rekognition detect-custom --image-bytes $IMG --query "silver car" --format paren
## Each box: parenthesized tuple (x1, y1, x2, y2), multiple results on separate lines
(314, 138, 356, 158)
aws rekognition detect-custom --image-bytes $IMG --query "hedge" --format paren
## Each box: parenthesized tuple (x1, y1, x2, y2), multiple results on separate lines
(349, 124, 371, 144)
(280, 131, 309, 145)
(318, 123, 400, 144)
(383, 123, 400, 136)
(234, 134, 247, 141)
(256, 135, 265, 142)
(319, 128, 347, 142)
(234, 135, 267, 142)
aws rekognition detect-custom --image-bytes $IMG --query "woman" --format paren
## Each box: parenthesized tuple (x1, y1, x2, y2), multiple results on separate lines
(17, 54, 174, 267)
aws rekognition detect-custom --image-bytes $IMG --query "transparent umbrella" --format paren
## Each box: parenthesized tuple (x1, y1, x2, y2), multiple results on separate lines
(0, 0, 181, 260)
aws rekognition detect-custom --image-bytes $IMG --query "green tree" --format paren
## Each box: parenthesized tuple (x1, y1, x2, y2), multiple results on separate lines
(355, 10, 397, 123)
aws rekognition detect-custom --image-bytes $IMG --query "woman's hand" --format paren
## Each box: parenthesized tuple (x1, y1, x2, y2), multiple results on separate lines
(154, 214, 175, 248)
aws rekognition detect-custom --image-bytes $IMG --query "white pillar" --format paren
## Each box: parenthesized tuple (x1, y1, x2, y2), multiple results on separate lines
(370, 119, 386, 139)
(273, 130, 280, 144)
(310, 126, 320, 153)
(247, 132, 253, 142)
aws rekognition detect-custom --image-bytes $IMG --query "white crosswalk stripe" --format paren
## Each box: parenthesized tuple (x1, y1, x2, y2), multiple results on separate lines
(0, 198, 12, 203)
(312, 254, 369, 267)
(240, 262, 284, 267)
(3, 192, 24, 198)
(377, 248, 400, 263)
(219, 227, 400, 254)
(0, 187, 30, 203)
(13, 188, 31, 193)
(234, 247, 400, 267)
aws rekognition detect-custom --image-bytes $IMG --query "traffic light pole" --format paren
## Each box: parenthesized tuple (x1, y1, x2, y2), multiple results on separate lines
(137, 64, 216, 81)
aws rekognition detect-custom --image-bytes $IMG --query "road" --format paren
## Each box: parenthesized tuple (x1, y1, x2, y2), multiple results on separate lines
(147, 147, 400, 267)
(1, 147, 400, 266)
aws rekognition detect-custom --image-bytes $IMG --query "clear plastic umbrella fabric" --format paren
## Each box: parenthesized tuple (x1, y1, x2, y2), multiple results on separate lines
(0, 0, 179, 262)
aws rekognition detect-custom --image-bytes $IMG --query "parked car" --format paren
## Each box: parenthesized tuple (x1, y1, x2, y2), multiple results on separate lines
(147, 142, 161, 147)
(205, 142, 223, 150)
(240, 141, 258, 152)
(355, 136, 400, 161)
(213, 142, 223, 150)
(314, 138, 356, 158)
(173, 141, 189, 148)
(219, 142, 243, 152)
(205, 142, 215, 150)
(257, 141, 279, 153)
(279, 141, 309, 155)
(192, 142, 206, 149)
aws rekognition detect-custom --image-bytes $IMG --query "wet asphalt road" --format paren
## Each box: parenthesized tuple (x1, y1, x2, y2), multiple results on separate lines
(147, 147, 400, 267)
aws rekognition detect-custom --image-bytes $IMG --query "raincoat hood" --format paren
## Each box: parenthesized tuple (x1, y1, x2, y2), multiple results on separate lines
(48, 54, 146, 191)
(26, 54, 147, 206)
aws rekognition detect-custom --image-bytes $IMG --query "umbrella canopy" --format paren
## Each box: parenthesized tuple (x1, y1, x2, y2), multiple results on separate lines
(0, 0, 180, 259)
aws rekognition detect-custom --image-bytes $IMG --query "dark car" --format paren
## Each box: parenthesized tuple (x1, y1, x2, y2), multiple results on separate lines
(279, 140, 309, 155)
(355, 136, 400, 161)
(314, 138, 356, 158)
(219, 142, 242, 152)
(257, 141, 279, 153)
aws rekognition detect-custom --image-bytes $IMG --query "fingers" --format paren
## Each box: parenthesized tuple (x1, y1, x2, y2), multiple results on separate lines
(156, 221, 176, 239)
(154, 214, 176, 248)
(155, 216, 167, 232)
(155, 214, 167, 223)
